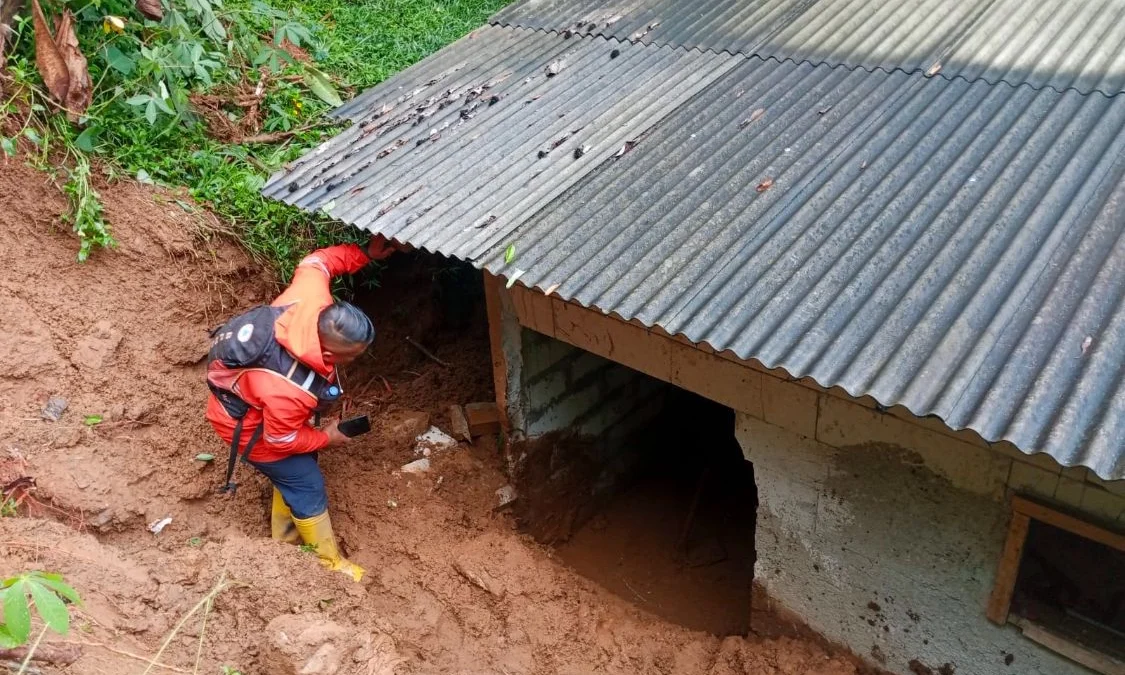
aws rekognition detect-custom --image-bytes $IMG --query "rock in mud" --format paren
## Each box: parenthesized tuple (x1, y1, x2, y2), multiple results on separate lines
(400, 458, 430, 474)
(385, 410, 430, 442)
(72, 320, 122, 369)
(41, 395, 68, 421)
(495, 484, 517, 508)
(262, 614, 351, 675)
(447, 404, 471, 442)
(262, 614, 402, 675)
(452, 557, 505, 598)
(414, 427, 457, 456)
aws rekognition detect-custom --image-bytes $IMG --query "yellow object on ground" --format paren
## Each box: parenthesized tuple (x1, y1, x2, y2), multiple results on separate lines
(292, 511, 366, 582)
(270, 488, 301, 545)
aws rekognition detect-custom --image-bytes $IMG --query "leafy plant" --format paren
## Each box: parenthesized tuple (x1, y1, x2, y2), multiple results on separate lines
(220, 666, 244, 675)
(62, 158, 112, 262)
(0, 571, 81, 653)
(297, 542, 318, 554)
(2, 0, 507, 273)
(0, 496, 18, 517)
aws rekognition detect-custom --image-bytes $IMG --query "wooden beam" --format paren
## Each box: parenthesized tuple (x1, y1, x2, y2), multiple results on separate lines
(1012, 495, 1125, 553)
(1014, 618, 1125, 675)
(464, 402, 501, 437)
(987, 511, 1030, 625)
(481, 272, 511, 434)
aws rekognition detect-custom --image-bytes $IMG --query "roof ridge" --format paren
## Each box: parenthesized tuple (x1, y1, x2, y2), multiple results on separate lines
(487, 19, 1125, 99)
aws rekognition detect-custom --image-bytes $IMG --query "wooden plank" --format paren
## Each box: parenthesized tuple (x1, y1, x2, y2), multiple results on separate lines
(1014, 618, 1125, 675)
(481, 273, 510, 434)
(1012, 495, 1125, 553)
(987, 511, 1030, 625)
(448, 405, 471, 443)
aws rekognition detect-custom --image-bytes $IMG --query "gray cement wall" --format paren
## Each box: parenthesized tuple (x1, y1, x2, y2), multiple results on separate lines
(520, 329, 665, 442)
(738, 413, 1088, 675)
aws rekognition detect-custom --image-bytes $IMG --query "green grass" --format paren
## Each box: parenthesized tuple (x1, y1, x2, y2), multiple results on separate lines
(285, 0, 505, 89)
(1, 0, 508, 277)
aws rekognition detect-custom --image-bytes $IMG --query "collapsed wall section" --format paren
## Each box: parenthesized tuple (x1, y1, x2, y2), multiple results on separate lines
(504, 326, 668, 542)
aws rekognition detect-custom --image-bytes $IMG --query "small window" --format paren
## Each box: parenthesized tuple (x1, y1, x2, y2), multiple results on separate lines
(988, 496, 1125, 675)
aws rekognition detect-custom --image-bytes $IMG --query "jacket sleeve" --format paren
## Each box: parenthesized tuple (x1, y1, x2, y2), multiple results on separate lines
(295, 244, 370, 279)
(257, 385, 330, 455)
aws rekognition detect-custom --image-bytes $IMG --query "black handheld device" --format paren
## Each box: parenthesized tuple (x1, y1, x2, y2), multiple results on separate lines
(337, 415, 371, 438)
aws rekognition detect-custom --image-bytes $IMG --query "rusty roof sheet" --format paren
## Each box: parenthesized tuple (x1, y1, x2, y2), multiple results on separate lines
(491, 0, 1125, 95)
(264, 25, 736, 260)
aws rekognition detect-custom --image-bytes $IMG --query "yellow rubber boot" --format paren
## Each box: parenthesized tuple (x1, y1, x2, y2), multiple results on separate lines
(292, 511, 366, 582)
(270, 489, 300, 545)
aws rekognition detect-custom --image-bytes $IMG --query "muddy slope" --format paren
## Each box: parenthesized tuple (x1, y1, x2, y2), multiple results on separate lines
(0, 160, 861, 675)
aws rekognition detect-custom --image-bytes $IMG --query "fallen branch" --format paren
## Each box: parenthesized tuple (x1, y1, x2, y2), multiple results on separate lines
(237, 120, 338, 144)
(0, 661, 41, 675)
(405, 336, 450, 368)
(0, 642, 80, 666)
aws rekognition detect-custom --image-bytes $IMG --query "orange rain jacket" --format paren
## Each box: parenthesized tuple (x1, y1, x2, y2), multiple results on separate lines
(205, 244, 372, 463)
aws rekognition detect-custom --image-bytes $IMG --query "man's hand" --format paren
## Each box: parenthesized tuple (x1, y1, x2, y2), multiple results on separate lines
(324, 420, 353, 448)
(367, 234, 411, 261)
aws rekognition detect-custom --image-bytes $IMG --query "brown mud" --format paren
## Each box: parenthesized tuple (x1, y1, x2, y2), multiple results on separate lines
(0, 159, 864, 675)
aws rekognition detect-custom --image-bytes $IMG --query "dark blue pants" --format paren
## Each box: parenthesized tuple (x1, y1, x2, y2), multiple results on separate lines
(249, 453, 328, 519)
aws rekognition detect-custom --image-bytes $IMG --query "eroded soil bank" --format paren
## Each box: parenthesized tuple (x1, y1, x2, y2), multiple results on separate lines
(0, 160, 864, 675)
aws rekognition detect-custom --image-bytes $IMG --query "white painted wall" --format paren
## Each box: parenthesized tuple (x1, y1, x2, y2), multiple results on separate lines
(738, 406, 1102, 675)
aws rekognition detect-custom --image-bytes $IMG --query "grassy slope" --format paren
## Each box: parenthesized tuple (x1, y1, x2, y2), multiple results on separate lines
(3, 0, 507, 278)
(298, 0, 505, 89)
(179, 0, 510, 275)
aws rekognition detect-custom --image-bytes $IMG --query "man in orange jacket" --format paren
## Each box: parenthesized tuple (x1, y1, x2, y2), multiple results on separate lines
(206, 235, 403, 581)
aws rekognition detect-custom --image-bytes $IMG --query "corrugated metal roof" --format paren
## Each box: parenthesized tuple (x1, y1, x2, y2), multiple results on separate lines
(263, 26, 737, 261)
(490, 0, 1125, 95)
(942, 0, 1125, 96)
(486, 56, 1125, 480)
(265, 22, 1125, 479)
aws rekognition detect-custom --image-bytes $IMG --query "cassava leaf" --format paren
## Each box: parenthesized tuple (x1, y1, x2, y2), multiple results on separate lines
(2, 580, 31, 644)
(0, 624, 20, 649)
(32, 575, 80, 605)
(303, 67, 342, 107)
(75, 125, 100, 152)
(28, 579, 69, 634)
(103, 45, 134, 75)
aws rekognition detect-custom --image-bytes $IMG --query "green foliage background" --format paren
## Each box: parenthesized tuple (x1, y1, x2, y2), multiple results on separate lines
(1, 0, 506, 277)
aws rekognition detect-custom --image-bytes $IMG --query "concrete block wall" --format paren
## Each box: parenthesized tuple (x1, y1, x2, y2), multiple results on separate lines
(751, 375, 1125, 525)
(737, 375, 1125, 675)
(521, 328, 666, 441)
